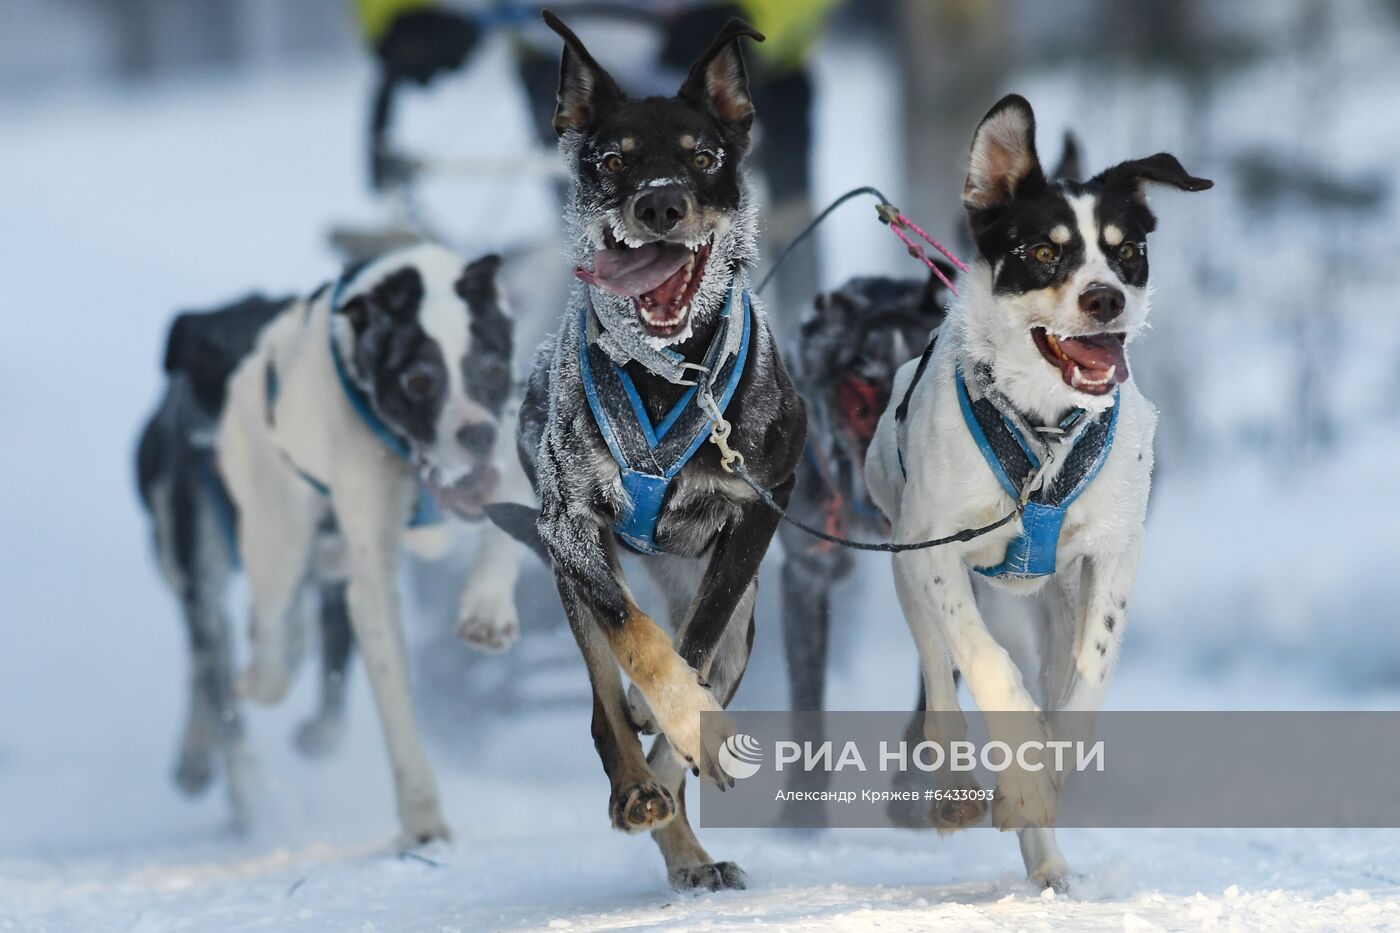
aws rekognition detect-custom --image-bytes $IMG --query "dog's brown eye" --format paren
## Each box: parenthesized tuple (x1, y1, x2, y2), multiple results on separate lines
(1031, 244, 1058, 264)
(402, 371, 435, 399)
(693, 151, 714, 170)
(601, 153, 624, 173)
(1118, 242, 1139, 261)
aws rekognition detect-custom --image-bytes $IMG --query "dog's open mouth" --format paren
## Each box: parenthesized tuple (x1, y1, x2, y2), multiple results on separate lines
(1031, 327, 1129, 395)
(423, 462, 500, 520)
(575, 234, 711, 338)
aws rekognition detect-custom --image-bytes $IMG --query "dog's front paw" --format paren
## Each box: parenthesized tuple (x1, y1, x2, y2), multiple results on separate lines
(626, 684, 657, 734)
(459, 599, 520, 650)
(670, 861, 747, 892)
(456, 577, 523, 650)
(660, 684, 732, 787)
(610, 779, 676, 833)
(173, 745, 214, 796)
(235, 660, 290, 705)
(1029, 859, 1072, 894)
(928, 771, 990, 833)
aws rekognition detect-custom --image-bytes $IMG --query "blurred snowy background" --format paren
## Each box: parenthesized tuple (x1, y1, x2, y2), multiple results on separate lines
(2, 1, 1399, 929)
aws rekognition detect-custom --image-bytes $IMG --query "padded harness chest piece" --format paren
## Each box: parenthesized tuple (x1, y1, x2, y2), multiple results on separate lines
(956, 362, 1118, 579)
(895, 335, 1118, 579)
(578, 280, 752, 555)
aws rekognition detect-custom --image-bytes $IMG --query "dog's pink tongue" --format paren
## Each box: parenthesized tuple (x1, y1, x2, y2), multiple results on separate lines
(575, 243, 691, 297)
(1058, 334, 1129, 383)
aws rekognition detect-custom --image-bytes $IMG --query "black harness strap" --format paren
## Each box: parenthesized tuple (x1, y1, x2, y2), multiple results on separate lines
(895, 331, 939, 424)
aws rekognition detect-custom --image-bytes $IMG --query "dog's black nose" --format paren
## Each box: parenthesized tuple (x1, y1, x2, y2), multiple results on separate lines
(632, 187, 688, 237)
(1079, 285, 1125, 323)
(456, 421, 497, 456)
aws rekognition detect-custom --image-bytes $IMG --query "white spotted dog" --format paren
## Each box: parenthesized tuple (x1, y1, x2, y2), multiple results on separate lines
(217, 243, 525, 846)
(864, 95, 1211, 889)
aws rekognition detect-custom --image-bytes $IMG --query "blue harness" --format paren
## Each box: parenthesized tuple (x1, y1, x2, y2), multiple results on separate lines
(263, 272, 443, 527)
(578, 283, 752, 555)
(896, 341, 1118, 579)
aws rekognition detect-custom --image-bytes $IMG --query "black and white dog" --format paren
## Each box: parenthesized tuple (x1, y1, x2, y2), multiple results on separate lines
(865, 95, 1211, 888)
(781, 132, 1082, 754)
(498, 11, 805, 891)
(217, 243, 524, 845)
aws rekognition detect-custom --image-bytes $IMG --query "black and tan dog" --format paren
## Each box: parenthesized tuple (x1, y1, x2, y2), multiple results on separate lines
(494, 11, 805, 891)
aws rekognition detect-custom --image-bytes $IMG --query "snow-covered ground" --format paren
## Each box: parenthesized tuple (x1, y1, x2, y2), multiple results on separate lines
(3, 24, 1400, 932)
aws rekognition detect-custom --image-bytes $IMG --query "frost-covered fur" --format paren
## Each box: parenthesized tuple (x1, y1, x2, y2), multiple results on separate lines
(865, 95, 1210, 890)
(507, 11, 806, 892)
(216, 243, 528, 846)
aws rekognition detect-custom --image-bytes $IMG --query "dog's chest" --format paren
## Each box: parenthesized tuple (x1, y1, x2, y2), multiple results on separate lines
(573, 441, 751, 558)
(651, 461, 755, 555)
(914, 373, 1153, 582)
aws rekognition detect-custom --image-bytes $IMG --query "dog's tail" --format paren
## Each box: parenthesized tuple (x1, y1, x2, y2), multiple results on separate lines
(484, 503, 551, 564)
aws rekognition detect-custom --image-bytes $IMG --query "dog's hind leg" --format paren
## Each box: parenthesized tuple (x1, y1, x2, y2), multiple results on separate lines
(171, 485, 253, 830)
(181, 590, 254, 828)
(153, 466, 219, 799)
(199, 593, 254, 833)
(558, 578, 676, 835)
(173, 591, 219, 797)
(779, 547, 835, 712)
(294, 580, 353, 758)
(647, 583, 756, 891)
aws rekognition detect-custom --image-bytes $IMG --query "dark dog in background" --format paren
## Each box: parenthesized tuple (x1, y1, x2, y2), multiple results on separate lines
(136, 295, 354, 830)
(496, 12, 805, 891)
(779, 269, 951, 711)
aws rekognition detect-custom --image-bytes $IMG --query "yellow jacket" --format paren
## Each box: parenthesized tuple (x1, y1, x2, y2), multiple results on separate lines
(734, 0, 839, 74)
(352, 0, 838, 70)
(353, 0, 437, 42)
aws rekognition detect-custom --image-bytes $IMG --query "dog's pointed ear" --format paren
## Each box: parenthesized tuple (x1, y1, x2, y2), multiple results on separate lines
(542, 9, 623, 136)
(1094, 152, 1214, 197)
(337, 294, 371, 335)
(1051, 131, 1083, 184)
(163, 313, 198, 374)
(677, 18, 764, 136)
(964, 94, 1045, 212)
(456, 253, 510, 320)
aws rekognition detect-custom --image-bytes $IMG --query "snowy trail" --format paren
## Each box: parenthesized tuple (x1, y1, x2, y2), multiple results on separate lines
(4, 35, 1400, 933)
